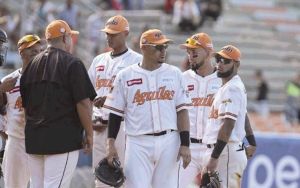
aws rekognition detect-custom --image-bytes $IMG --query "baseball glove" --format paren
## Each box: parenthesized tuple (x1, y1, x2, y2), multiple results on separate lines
(94, 158, 125, 188)
(200, 171, 221, 188)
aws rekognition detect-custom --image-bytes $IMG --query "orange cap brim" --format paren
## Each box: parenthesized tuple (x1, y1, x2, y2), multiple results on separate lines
(71, 30, 79, 35)
(215, 51, 232, 60)
(142, 38, 173, 46)
(180, 43, 201, 49)
(18, 40, 41, 52)
(101, 28, 124, 34)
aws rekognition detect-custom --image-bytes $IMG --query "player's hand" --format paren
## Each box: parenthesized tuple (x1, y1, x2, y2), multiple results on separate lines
(205, 157, 218, 173)
(93, 96, 107, 108)
(0, 77, 18, 93)
(177, 145, 191, 169)
(0, 131, 7, 140)
(82, 133, 93, 154)
(106, 138, 119, 166)
(245, 145, 256, 159)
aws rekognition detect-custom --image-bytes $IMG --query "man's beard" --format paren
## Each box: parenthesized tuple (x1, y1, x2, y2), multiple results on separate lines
(217, 65, 234, 78)
(191, 60, 204, 72)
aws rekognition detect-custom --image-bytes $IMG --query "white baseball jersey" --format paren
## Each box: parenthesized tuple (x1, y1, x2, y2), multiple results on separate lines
(88, 48, 142, 120)
(183, 70, 222, 139)
(0, 114, 6, 132)
(103, 63, 191, 136)
(1, 69, 25, 139)
(203, 75, 247, 144)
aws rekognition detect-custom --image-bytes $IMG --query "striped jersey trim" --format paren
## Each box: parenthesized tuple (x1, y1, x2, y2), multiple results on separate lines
(176, 103, 191, 110)
(102, 105, 124, 114)
(219, 112, 238, 118)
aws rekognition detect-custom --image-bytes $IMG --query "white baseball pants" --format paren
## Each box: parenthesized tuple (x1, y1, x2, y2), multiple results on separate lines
(179, 142, 207, 188)
(28, 150, 79, 188)
(124, 131, 180, 188)
(2, 136, 30, 188)
(204, 142, 248, 188)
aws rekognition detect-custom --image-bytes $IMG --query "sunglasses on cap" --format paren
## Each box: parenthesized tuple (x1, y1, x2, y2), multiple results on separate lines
(146, 44, 168, 51)
(185, 38, 201, 47)
(17, 35, 40, 47)
(215, 54, 232, 65)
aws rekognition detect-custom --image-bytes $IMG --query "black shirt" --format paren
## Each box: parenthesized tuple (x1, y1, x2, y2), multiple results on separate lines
(20, 47, 96, 154)
(256, 81, 268, 101)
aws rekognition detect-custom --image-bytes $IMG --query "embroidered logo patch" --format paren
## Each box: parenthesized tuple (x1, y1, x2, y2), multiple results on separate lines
(187, 85, 194, 91)
(127, 78, 143, 86)
(96, 65, 104, 71)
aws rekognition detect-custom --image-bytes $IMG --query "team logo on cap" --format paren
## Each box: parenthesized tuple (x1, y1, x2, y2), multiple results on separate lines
(60, 28, 66, 33)
(222, 46, 234, 53)
(106, 19, 118, 26)
(154, 32, 162, 39)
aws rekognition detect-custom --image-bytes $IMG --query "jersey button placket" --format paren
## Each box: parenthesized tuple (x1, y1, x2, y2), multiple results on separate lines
(151, 76, 160, 132)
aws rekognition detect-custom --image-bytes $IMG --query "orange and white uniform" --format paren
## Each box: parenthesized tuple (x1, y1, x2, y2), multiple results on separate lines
(203, 75, 248, 188)
(179, 70, 221, 187)
(1, 69, 30, 188)
(88, 49, 142, 188)
(103, 63, 191, 188)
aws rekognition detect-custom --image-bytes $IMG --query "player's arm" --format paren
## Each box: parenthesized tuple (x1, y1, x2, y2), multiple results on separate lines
(177, 109, 191, 169)
(0, 77, 17, 106)
(206, 118, 235, 172)
(106, 112, 122, 165)
(244, 113, 256, 159)
(76, 98, 93, 154)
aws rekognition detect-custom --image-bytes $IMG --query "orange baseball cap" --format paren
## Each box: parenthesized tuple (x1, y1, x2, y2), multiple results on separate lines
(180, 33, 213, 51)
(140, 29, 172, 46)
(215, 45, 241, 62)
(101, 15, 129, 34)
(17, 34, 41, 52)
(45, 20, 79, 39)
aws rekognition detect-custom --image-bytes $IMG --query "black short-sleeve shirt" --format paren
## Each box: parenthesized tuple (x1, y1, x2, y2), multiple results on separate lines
(20, 47, 96, 154)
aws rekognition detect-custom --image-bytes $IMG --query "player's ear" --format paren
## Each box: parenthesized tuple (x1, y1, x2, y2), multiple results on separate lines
(235, 61, 240, 68)
(124, 30, 129, 37)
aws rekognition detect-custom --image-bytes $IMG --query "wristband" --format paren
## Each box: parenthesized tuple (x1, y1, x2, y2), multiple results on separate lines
(246, 135, 256, 146)
(180, 131, 190, 147)
(211, 139, 227, 159)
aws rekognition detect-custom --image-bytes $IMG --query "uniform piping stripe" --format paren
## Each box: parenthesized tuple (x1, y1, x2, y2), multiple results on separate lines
(176, 103, 191, 109)
(226, 146, 230, 188)
(219, 112, 238, 118)
(103, 105, 124, 114)
(58, 152, 69, 188)
(177, 160, 181, 188)
(9, 86, 20, 94)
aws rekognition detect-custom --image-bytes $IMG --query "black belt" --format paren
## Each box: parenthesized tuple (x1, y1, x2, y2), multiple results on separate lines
(207, 144, 216, 148)
(93, 117, 108, 125)
(145, 130, 174, 136)
(190, 138, 202, 143)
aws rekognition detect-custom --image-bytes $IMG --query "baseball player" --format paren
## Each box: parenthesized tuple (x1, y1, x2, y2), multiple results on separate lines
(88, 15, 142, 188)
(0, 34, 43, 188)
(203, 45, 253, 188)
(20, 20, 96, 188)
(103, 29, 192, 188)
(178, 32, 222, 188)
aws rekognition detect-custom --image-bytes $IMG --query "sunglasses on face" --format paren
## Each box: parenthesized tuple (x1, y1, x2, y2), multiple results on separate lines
(17, 35, 40, 47)
(215, 55, 232, 64)
(149, 44, 168, 51)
